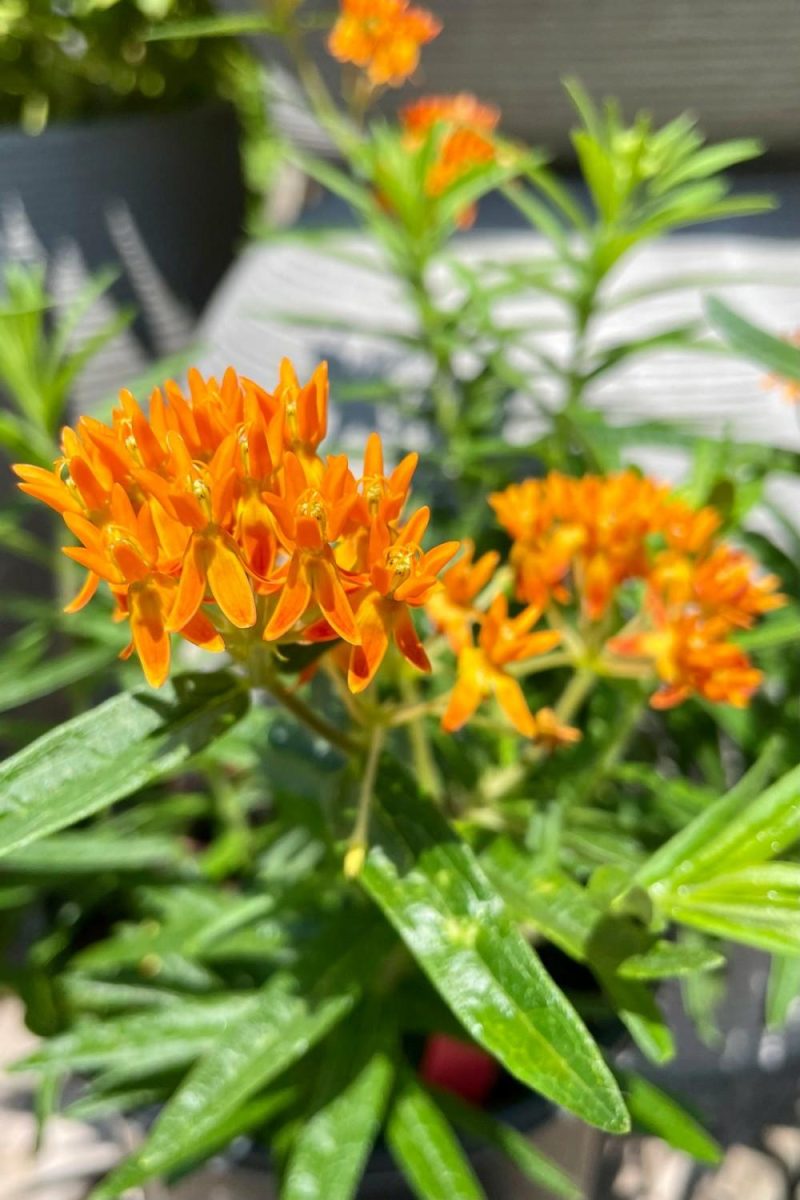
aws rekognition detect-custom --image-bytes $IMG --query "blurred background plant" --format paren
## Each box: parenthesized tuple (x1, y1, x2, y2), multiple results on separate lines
(0, 0, 264, 155)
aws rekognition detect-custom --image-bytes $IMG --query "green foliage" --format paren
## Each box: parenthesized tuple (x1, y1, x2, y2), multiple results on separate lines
(0, 0, 255, 131)
(0, 672, 248, 857)
(386, 1074, 485, 1200)
(0, 264, 131, 460)
(362, 770, 629, 1131)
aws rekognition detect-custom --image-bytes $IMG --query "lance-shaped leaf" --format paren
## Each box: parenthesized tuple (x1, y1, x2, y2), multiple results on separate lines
(634, 738, 787, 890)
(90, 960, 361, 1199)
(437, 1091, 581, 1200)
(616, 1071, 721, 1164)
(387, 1074, 485, 1200)
(0, 672, 248, 858)
(361, 776, 629, 1133)
(658, 865, 800, 955)
(707, 297, 800, 379)
(283, 1012, 395, 1200)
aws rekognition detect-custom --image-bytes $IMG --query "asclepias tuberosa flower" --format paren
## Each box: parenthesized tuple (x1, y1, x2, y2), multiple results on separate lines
(16, 371, 783, 728)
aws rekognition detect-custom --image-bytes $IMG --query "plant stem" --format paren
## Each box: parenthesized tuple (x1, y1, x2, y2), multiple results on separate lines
(480, 666, 596, 804)
(344, 724, 385, 877)
(260, 670, 361, 756)
(399, 674, 442, 799)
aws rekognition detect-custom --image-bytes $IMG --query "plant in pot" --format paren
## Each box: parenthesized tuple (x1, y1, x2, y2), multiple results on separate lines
(1, 3, 800, 1199)
(0, 0, 265, 338)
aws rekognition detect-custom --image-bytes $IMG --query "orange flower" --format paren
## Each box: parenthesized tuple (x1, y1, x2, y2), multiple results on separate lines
(13, 360, 455, 693)
(489, 470, 782, 712)
(442, 594, 561, 736)
(610, 598, 763, 711)
(530, 707, 582, 751)
(426, 539, 500, 652)
(262, 451, 361, 644)
(650, 544, 784, 630)
(328, 0, 441, 87)
(348, 507, 459, 692)
(401, 94, 500, 139)
(400, 93, 503, 227)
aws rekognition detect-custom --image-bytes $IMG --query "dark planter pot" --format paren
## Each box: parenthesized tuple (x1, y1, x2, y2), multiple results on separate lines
(0, 101, 246, 360)
(0, 100, 246, 729)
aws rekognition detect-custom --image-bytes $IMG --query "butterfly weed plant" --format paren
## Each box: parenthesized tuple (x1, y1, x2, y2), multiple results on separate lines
(1, 3, 800, 1198)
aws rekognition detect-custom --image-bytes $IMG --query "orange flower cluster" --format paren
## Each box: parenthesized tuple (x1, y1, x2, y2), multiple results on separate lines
(487, 470, 783, 710)
(401, 93, 503, 227)
(328, 0, 441, 87)
(14, 361, 458, 691)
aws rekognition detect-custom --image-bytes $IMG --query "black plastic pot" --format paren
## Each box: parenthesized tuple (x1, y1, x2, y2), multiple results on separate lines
(0, 101, 246, 356)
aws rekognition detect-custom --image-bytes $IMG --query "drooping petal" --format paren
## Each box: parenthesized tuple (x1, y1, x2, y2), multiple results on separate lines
(64, 571, 100, 614)
(309, 556, 360, 645)
(129, 582, 171, 688)
(166, 537, 207, 632)
(442, 651, 484, 733)
(493, 671, 537, 737)
(206, 533, 257, 629)
(264, 554, 312, 640)
(392, 604, 431, 673)
(348, 593, 390, 694)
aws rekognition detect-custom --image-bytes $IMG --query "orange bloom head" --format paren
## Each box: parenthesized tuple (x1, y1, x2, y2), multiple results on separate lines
(345, 508, 459, 693)
(328, 0, 441, 87)
(610, 600, 763, 711)
(489, 469, 782, 713)
(400, 93, 504, 227)
(13, 360, 455, 695)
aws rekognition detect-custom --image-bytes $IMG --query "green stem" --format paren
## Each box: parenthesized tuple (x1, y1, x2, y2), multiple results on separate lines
(345, 724, 385, 877)
(283, 24, 359, 160)
(406, 267, 460, 444)
(258, 667, 361, 756)
(587, 690, 647, 800)
(399, 674, 442, 799)
(480, 667, 597, 804)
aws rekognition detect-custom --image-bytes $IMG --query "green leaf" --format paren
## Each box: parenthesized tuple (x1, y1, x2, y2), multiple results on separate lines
(766, 954, 800, 1030)
(663, 887, 800, 955)
(145, 13, 282, 40)
(617, 941, 725, 980)
(635, 736, 786, 890)
(362, 777, 629, 1133)
(0, 831, 186, 874)
(282, 1017, 394, 1200)
(484, 844, 673, 1064)
(0, 671, 248, 858)
(595, 969, 674, 1065)
(707, 296, 800, 379)
(90, 966, 360, 1198)
(20, 993, 257, 1075)
(616, 1071, 722, 1164)
(438, 1092, 581, 1200)
(386, 1074, 485, 1200)
(737, 606, 800, 651)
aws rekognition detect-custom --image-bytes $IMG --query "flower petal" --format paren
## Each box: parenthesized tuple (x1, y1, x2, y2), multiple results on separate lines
(348, 594, 390, 693)
(206, 533, 257, 629)
(264, 555, 312, 640)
